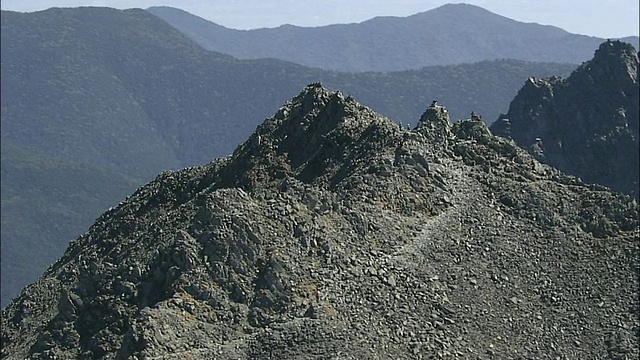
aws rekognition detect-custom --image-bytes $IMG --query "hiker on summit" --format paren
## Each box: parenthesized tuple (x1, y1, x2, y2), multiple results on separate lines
(530, 137, 545, 160)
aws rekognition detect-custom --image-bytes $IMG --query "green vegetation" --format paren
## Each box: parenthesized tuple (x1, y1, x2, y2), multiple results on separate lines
(1, 144, 143, 305)
(148, 4, 639, 72)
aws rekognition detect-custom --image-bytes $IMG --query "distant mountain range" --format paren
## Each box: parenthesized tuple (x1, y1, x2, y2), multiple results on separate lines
(147, 4, 640, 72)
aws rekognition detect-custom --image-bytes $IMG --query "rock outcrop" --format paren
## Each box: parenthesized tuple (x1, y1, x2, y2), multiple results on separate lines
(1, 84, 638, 359)
(491, 40, 639, 198)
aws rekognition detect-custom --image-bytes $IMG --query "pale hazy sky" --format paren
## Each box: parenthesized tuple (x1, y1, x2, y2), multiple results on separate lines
(1, 0, 638, 38)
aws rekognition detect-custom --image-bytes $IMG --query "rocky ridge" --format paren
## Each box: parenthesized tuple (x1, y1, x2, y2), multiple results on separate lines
(0, 6, 578, 307)
(491, 40, 639, 198)
(1, 84, 638, 359)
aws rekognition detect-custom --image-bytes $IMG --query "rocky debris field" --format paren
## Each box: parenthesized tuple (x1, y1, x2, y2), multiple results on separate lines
(1, 84, 638, 359)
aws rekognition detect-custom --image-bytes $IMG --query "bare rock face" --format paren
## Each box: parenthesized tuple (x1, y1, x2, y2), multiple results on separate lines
(2, 84, 638, 359)
(492, 40, 639, 198)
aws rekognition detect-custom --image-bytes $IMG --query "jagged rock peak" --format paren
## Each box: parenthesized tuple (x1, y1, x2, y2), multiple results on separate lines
(491, 40, 639, 198)
(593, 39, 638, 58)
(418, 100, 451, 123)
(263, 82, 397, 142)
(417, 100, 452, 133)
(217, 83, 405, 189)
(510, 40, 637, 100)
(239, 83, 399, 152)
(589, 40, 639, 81)
(559, 40, 638, 94)
(1, 84, 638, 359)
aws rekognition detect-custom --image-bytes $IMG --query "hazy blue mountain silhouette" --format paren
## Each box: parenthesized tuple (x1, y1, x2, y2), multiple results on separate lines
(147, 3, 639, 72)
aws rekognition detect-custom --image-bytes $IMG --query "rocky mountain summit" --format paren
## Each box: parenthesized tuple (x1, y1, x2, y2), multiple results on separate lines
(0, 5, 576, 309)
(2, 84, 638, 359)
(491, 40, 639, 198)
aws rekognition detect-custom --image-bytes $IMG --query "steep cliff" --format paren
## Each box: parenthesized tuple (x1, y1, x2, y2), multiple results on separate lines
(492, 40, 639, 198)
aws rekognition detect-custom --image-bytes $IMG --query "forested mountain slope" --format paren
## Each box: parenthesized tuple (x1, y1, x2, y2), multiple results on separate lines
(148, 3, 639, 72)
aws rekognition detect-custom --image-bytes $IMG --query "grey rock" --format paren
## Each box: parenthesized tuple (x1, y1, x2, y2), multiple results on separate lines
(1, 83, 638, 359)
(492, 40, 639, 198)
